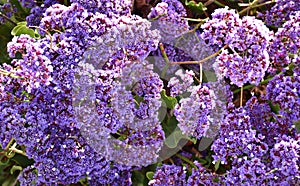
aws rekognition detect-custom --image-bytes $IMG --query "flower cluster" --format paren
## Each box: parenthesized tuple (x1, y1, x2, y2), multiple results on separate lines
(1, 1, 300, 185)
(267, 11, 300, 73)
(168, 69, 195, 97)
(148, 0, 189, 42)
(70, 0, 132, 17)
(174, 85, 216, 139)
(266, 74, 300, 123)
(258, 0, 300, 27)
(205, 8, 273, 87)
(211, 104, 269, 164)
(6, 34, 53, 93)
(148, 164, 186, 186)
(0, 2, 17, 24)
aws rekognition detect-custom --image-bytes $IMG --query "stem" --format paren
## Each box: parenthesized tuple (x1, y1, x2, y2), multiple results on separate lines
(10, 147, 26, 156)
(29, 26, 54, 49)
(0, 12, 17, 26)
(199, 63, 203, 85)
(183, 18, 207, 22)
(175, 154, 198, 170)
(149, 13, 166, 21)
(170, 45, 227, 65)
(233, 70, 286, 94)
(187, 18, 209, 33)
(159, 43, 171, 78)
(240, 86, 243, 107)
(4, 138, 14, 151)
(0, 69, 22, 79)
(213, 1, 226, 7)
(238, 0, 274, 15)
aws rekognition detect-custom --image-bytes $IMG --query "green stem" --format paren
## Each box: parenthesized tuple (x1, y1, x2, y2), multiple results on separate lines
(213, 0, 226, 7)
(170, 44, 227, 65)
(175, 154, 198, 170)
(199, 63, 203, 85)
(10, 147, 26, 156)
(159, 43, 171, 79)
(0, 12, 17, 26)
(238, 0, 259, 15)
(4, 138, 14, 151)
(238, 0, 275, 15)
(240, 86, 243, 107)
(149, 13, 166, 22)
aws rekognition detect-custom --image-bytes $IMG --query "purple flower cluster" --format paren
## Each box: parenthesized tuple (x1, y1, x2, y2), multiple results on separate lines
(187, 161, 218, 185)
(76, 60, 165, 167)
(201, 7, 240, 51)
(148, 0, 189, 42)
(70, 0, 132, 17)
(168, 69, 195, 97)
(204, 8, 273, 87)
(269, 135, 300, 184)
(266, 74, 300, 123)
(222, 157, 271, 185)
(6, 34, 53, 93)
(174, 85, 216, 139)
(268, 11, 300, 73)
(211, 104, 269, 164)
(0, 2, 17, 24)
(26, 0, 61, 26)
(258, 0, 300, 27)
(148, 164, 186, 186)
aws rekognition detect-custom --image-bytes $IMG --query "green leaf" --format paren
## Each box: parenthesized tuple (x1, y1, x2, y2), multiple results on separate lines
(131, 170, 146, 186)
(267, 101, 280, 114)
(0, 158, 10, 166)
(197, 158, 207, 165)
(162, 116, 178, 137)
(185, 0, 207, 13)
(0, 22, 14, 64)
(11, 22, 36, 38)
(160, 89, 177, 109)
(10, 165, 22, 174)
(214, 159, 221, 171)
(146, 171, 154, 180)
(12, 154, 34, 167)
(294, 120, 300, 133)
(164, 128, 191, 148)
(203, 70, 217, 82)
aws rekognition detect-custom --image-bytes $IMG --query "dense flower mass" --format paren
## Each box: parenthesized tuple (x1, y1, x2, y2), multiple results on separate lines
(1, 0, 300, 185)
(148, 0, 189, 42)
(70, 0, 132, 16)
(205, 8, 273, 87)
(267, 11, 300, 73)
(266, 74, 300, 123)
(258, 0, 300, 27)
(201, 7, 240, 50)
(148, 164, 186, 186)
(6, 34, 53, 93)
(174, 85, 216, 139)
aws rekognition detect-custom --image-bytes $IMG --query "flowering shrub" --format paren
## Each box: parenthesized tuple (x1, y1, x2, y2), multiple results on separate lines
(0, 0, 299, 185)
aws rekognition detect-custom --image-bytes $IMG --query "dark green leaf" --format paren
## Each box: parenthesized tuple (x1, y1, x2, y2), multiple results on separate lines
(164, 128, 190, 148)
(267, 101, 280, 114)
(146, 171, 154, 180)
(160, 89, 177, 109)
(185, 0, 207, 13)
(11, 24, 35, 38)
(131, 170, 146, 186)
(10, 165, 22, 174)
(294, 120, 300, 133)
(12, 154, 34, 167)
(214, 159, 221, 171)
